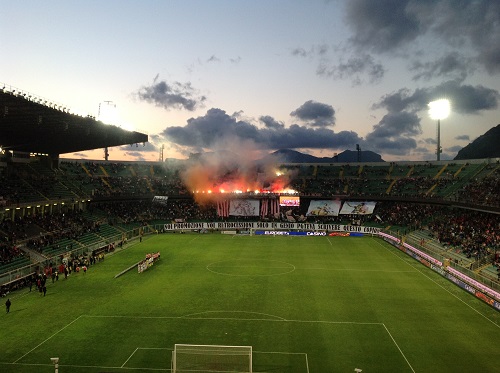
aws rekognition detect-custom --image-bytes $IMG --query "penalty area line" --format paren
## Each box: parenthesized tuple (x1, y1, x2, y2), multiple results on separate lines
(253, 351, 309, 373)
(382, 323, 415, 373)
(121, 347, 138, 368)
(13, 314, 84, 363)
(122, 347, 173, 369)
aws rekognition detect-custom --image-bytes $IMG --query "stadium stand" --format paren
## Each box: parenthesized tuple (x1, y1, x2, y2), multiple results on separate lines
(0, 87, 499, 300)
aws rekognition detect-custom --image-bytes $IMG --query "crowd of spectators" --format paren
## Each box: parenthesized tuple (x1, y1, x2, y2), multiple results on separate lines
(94, 198, 217, 225)
(0, 242, 23, 266)
(24, 211, 100, 254)
(2, 160, 499, 208)
(456, 173, 500, 206)
(428, 210, 499, 261)
(372, 202, 443, 230)
(389, 176, 454, 197)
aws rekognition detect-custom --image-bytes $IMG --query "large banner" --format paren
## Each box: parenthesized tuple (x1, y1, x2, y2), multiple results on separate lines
(163, 221, 381, 234)
(339, 201, 377, 215)
(306, 200, 341, 216)
(279, 195, 300, 206)
(229, 199, 260, 216)
(152, 196, 168, 206)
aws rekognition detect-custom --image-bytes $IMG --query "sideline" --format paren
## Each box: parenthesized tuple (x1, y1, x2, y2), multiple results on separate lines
(373, 238, 500, 328)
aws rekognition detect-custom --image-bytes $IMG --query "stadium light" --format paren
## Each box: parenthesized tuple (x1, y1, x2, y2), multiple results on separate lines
(428, 99, 450, 161)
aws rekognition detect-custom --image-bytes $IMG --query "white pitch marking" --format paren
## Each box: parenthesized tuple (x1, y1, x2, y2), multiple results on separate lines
(13, 314, 84, 363)
(383, 323, 416, 373)
(121, 347, 138, 368)
(373, 238, 500, 328)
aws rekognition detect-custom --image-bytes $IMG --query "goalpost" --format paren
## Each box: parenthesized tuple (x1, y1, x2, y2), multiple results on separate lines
(171, 344, 252, 373)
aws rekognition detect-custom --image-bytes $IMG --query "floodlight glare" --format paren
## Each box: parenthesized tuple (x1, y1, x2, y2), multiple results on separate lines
(428, 99, 450, 120)
(428, 99, 451, 161)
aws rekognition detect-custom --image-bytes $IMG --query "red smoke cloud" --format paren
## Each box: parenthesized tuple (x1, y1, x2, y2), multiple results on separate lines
(180, 149, 297, 204)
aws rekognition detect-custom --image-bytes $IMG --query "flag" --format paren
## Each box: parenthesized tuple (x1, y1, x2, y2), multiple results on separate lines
(260, 200, 268, 218)
(217, 200, 229, 217)
(270, 198, 279, 215)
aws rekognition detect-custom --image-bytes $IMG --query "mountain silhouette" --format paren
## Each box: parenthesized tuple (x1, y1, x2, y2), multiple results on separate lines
(454, 124, 500, 160)
(261, 149, 384, 163)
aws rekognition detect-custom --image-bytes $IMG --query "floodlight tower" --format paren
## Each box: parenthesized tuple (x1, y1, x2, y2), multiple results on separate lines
(98, 101, 116, 161)
(428, 99, 450, 161)
(159, 144, 164, 162)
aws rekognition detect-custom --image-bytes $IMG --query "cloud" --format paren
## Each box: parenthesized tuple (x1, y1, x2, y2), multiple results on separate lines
(414, 147, 431, 154)
(446, 145, 463, 153)
(479, 44, 500, 75)
(374, 80, 500, 115)
(367, 79, 499, 156)
(455, 135, 470, 141)
(430, 0, 500, 74)
(346, 0, 423, 53)
(71, 152, 89, 158)
(290, 100, 336, 127)
(136, 77, 206, 111)
(162, 108, 360, 151)
(423, 137, 437, 145)
(373, 87, 427, 114)
(123, 151, 147, 161)
(410, 52, 476, 81)
(345, 0, 500, 75)
(260, 115, 284, 129)
(229, 56, 242, 64)
(317, 53, 385, 85)
(434, 81, 500, 114)
(119, 142, 157, 152)
(364, 111, 421, 155)
(291, 44, 329, 59)
(207, 55, 220, 63)
(291, 47, 308, 58)
(291, 43, 385, 85)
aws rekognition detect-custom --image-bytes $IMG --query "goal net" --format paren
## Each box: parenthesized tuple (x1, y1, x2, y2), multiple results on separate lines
(172, 344, 252, 373)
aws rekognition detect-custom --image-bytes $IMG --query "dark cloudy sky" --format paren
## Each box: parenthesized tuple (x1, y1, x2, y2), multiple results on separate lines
(2, 0, 499, 161)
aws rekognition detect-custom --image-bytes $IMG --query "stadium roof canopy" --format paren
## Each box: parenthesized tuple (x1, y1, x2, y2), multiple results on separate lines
(0, 90, 148, 155)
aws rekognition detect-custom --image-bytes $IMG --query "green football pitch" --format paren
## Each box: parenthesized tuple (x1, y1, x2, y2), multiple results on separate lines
(1, 233, 499, 372)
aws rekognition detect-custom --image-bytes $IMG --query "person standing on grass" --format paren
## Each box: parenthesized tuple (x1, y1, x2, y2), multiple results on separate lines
(5, 298, 11, 313)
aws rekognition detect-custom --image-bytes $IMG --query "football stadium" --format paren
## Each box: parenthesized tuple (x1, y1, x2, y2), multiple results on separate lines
(0, 87, 499, 373)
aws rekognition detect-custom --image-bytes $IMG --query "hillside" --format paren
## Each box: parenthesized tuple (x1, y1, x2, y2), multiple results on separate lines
(261, 149, 384, 163)
(455, 124, 500, 160)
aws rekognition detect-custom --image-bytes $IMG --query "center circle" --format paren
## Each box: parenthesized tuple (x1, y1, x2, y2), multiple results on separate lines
(206, 259, 295, 276)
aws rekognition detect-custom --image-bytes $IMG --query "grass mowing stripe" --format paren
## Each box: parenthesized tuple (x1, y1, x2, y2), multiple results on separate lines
(371, 237, 500, 328)
(13, 314, 84, 363)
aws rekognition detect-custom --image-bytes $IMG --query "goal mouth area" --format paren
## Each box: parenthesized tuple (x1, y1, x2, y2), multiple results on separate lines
(172, 344, 253, 373)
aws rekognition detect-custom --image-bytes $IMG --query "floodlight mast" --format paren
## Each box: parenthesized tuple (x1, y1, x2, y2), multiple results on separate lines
(428, 99, 450, 161)
(98, 101, 116, 161)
